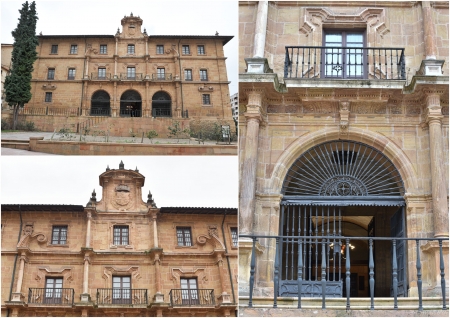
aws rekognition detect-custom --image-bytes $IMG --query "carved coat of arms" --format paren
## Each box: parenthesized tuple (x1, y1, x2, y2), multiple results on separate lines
(112, 184, 133, 209)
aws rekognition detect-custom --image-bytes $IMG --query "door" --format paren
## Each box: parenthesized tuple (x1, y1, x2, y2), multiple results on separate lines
(112, 276, 131, 304)
(45, 278, 62, 304)
(390, 207, 407, 297)
(181, 278, 199, 305)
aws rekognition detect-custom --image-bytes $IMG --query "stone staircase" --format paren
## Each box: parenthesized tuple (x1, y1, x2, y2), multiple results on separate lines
(1, 139, 29, 150)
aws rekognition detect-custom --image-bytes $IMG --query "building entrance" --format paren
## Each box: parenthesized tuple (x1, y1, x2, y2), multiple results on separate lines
(120, 90, 142, 117)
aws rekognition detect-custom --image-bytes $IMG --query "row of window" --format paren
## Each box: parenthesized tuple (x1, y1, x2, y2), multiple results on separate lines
(50, 44, 206, 56)
(51, 225, 238, 246)
(46, 68, 208, 81)
(43, 92, 213, 105)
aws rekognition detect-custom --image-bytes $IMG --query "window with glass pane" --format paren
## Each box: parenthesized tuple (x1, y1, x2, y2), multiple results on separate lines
(156, 45, 164, 54)
(127, 44, 135, 54)
(47, 68, 55, 80)
(51, 45, 58, 54)
(127, 67, 136, 79)
(100, 45, 107, 54)
(197, 45, 205, 55)
(184, 69, 192, 81)
(182, 45, 190, 55)
(323, 30, 365, 78)
(176, 227, 192, 246)
(157, 68, 165, 80)
(181, 278, 199, 305)
(231, 227, 238, 246)
(45, 92, 52, 102)
(68, 68, 75, 80)
(70, 45, 78, 54)
(113, 276, 131, 304)
(52, 226, 68, 244)
(98, 68, 106, 79)
(202, 94, 211, 105)
(113, 225, 129, 245)
(45, 278, 63, 304)
(200, 69, 208, 81)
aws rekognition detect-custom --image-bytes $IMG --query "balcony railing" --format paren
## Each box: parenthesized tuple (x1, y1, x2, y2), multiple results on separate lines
(19, 107, 79, 116)
(152, 108, 172, 117)
(96, 288, 148, 305)
(120, 73, 143, 81)
(152, 73, 173, 81)
(169, 289, 215, 307)
(120, 109, 142, 117)
(284, 46, 406, 80)
(90, 108, 111, 116)
(91, 73, 111, 80)
(28, 288, 74, 305)
(241, 234, 448, 311)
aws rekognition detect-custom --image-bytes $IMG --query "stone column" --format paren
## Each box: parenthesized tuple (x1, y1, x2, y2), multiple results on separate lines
(153, 251, 164, 303)
(253, 1, 269, 58)
(85, 211, 92, 248)
(82, 255, 90, 295)
(152, 212, 159, 248)
(11, 253, 27, 301)
(426, 93, 448, 238)
(216, 252, 231, 304)
(422, 1, 437, 59)
(239, 92, 264, 235)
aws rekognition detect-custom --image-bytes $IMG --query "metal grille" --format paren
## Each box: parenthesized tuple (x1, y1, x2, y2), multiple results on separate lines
(282, 141, 404, 197)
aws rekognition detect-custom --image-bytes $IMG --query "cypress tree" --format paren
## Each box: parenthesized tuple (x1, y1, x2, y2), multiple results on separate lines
(4, 1, 38, 130)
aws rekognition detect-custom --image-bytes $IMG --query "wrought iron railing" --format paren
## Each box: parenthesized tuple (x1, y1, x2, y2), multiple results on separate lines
(91, 73, 111, 80)
(241, 234, 448, 311)
(152, 108, 171, 117)
(120, 73, 143, 80)
(28, 288, 74, 305)
(96, 288, 148, 305)
(284, 46, 406, 80)
(169, 289, 215, 307)
(182, 110, 189, 118)
(152, 73, 173, 81)
(90, 108, 111, 116)
(76, 116, 108, 134)
(120, 109, 142, 117)
(19, 107, 79, 116)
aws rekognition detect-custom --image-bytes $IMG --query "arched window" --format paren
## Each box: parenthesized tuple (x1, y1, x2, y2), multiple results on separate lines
(152, 91, 171, 117)
(120, 90, 142, 117)
(90, 90, 111, 116)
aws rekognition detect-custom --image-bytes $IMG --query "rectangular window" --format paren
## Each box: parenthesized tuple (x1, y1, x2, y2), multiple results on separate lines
(51, 45, 58, 54)
(202, 94, 211, 105)
(197, 45, 205, 55)
(45, 92, 52, 102)
(231, 227, 238, 246)
(127, 44, 135, 54)
(182, 45, 190, 55)
(47, 68, 55, 80)
(68, 68, 75, 80)
(127, 67, 136, 79)
(113, 225, 129, 245)
(157, 68, 165, 80)
(181, 278, 199, 305)
(176, 227, 192, 246)
(98, 68, 106, 79)
(184, 69, 192, 81)
(70, 45, 77, 54)
(52, 226, 67, 244)
(112, 276, 131, 304)
(100, 45, 107, 54)
(45, 278, 63, 304)
(156, 45, 164, 54)
(323, 30, 365, 79)
(200, 69, 208, 81)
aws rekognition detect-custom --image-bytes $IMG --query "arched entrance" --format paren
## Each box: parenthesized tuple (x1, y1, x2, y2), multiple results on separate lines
(90, 90, 111, 116)
(120, 90, 142, 117)
(278, 140, 406, 298)
(152, 91, 172, 117)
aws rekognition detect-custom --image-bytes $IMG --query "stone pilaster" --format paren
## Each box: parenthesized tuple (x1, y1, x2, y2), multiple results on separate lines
(239, 92, 265, 235)
(11, 252, 27, 302)
(253, 1, 268, 58)
(425, 93, 448, 238)
(422, 1, 437, 59)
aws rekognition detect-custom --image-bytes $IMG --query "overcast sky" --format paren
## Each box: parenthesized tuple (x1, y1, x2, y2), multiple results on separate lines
(1, 0, 238, 94)
(1, 156, 238, 207)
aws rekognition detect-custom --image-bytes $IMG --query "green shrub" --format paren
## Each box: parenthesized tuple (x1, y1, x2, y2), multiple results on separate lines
(16, 120, 35, 131)
(1, 119, 11, 130)
(146, 130, 158, 144)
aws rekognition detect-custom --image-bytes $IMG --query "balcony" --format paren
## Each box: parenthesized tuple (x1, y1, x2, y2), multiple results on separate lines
(91, 73, 111, 80)
(284, 46, 405, 80)
(90, 108, 111, 116)
(120, 73, 143, 81)
(169, 289, 215, 307)
(96, 288, 148, 306)
(28, 288, 74, 306)
(152, 73, 173, 81)
(152, 108, 171, 117)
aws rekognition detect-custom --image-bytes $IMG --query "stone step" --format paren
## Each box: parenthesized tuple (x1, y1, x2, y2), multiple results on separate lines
(1, 140, 30, 150)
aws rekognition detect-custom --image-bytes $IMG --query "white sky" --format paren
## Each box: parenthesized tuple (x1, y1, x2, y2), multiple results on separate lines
(1, 156, 238, 208)
(0, 0, 238, 94)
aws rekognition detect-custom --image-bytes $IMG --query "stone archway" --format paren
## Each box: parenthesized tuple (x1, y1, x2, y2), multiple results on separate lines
(91, 90, 111, 116)
(120, 90, 142, 117)
(152, 91, 172, 117)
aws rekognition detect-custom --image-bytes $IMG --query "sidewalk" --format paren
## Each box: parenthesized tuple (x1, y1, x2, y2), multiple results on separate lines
(2, 147, 59, 155)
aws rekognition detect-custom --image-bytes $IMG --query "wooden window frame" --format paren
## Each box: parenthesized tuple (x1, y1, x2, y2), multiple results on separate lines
(182, 45, 190, 55)
(180, 278, 199, 305)
(50, 45, 58, 54)
(45, 92, 52, 103)
(112, 276, 131, 304)
(51, 225, 68, 244)
(70, 45, 78, 54)
(199, 69, 208, 81)
(127, 44, 135, 54)
(47, 68, 55, 80)
(176, 227, 192, 246)
(230, 227, 238, 247)
(99, 45, 107, 54)
(202, 94, 211, 105)
(45, 277, 63, 304)
(197, 45, 205, 55)
(68, 68, 75, 80)
(156, 45, 164, 54)
(113, 225, 129, 246)
(184, 69, 192, 81)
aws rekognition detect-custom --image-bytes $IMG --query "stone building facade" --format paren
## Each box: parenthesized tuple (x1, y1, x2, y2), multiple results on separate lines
(1, 162, 238, 317)
(239, 0, 448, 310)
(1, 44, 13, 111)
(3, 13, 234, 136)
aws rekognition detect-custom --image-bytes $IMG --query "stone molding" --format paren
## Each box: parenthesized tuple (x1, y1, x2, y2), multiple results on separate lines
(196, 225, 226, 250)
(170, 268, 207, 285)
(35, 267, 73, 283)
(102, 266, 141, 287)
